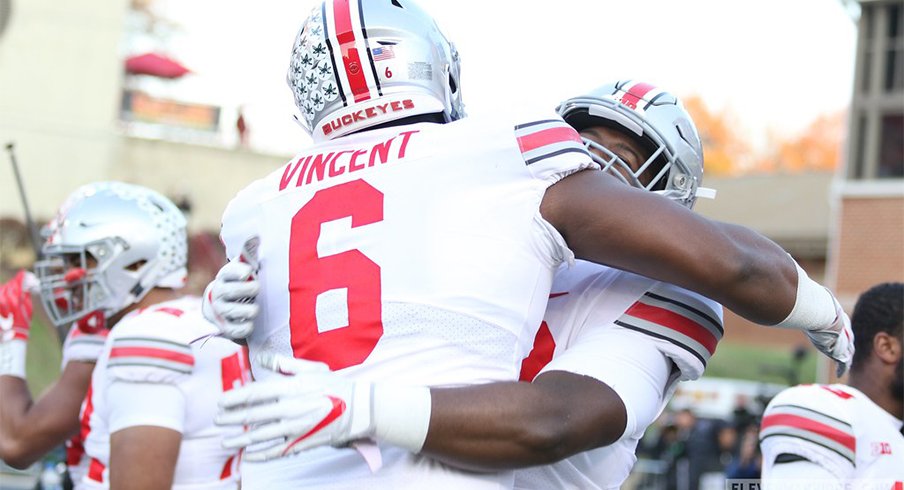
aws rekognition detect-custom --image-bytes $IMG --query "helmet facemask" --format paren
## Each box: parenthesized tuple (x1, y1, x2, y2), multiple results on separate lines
(557, 81, 708, 209)
(34, 182, 188, 328)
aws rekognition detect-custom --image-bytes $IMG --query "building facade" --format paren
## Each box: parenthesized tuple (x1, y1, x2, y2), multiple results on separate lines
(829, 0, 904, 305)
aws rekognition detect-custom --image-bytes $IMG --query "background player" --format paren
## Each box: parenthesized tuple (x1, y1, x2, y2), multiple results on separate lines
(216, 80, 723, 490)
(759, 282, 903, 487)
(38, 182, 249, 489)
(206, 1, 851, 487)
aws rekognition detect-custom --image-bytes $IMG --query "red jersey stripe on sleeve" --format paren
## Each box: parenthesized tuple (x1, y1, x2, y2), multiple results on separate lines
(513, 119, 589, 166)
(625, 302, 718, 354)
(760, 413, 856, 452)
(516, 126, 583, 154)
(109, 346, 195, 367)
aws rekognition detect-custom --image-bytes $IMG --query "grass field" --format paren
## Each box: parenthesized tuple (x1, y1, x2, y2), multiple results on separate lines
(705, 341, 817, 385)
(24, 317, 63, 396)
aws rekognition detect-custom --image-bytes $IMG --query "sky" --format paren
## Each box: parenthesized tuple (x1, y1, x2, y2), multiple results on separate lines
(138, 0, 859, 156)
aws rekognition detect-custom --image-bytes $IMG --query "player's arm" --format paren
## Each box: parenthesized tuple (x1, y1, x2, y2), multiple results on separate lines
(103, 331, 192, 489)
(423, 322, 674, 471)
(104, 381, 185, 490)
(218, 354, 621, 465)
(422, 371, 625, 471)
(109, 424, 181, 490)
(0, 270, 96, 468)
(541, 169, 852, 375)
(542, 169, 795, 325)
(0, 361, 93, 468)
(219, 325, 672, 468)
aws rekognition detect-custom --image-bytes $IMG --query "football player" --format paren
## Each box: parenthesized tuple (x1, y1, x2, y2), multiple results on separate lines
(0, 182, 249, 489)
(206, 1, 851, 487)
(760, 282, 903, 487)
(214, 80, 724, 490)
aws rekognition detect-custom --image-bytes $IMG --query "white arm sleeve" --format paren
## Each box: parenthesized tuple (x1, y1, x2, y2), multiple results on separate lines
(539, 326, 673, 442)
(762, 460, 843, 490)
(107, 380, 187, 434)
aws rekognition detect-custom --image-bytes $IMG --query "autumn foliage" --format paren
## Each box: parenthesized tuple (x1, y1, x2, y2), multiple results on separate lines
(681, 94, 845, 175)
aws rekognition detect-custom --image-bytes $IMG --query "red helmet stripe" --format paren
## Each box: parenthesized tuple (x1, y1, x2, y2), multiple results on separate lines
(332, 0, 371, 103)
(619, 82, 656, 110)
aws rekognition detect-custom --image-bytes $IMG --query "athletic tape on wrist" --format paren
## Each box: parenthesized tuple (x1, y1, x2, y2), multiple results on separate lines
(0, 340, 27, 379)
(372, 384, 432, 453)
(772, 260, 836, 332)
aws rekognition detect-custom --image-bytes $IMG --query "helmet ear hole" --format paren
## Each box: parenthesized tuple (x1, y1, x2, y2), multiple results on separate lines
(391, 0, 403, 8)
(124, 260, 148, 272)
(448, 73, 457, 94)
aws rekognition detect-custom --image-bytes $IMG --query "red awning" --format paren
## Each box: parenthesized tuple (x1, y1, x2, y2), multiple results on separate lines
(125, 53, 191, 79)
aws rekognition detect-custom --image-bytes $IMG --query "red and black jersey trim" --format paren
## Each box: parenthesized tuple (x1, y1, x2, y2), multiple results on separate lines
(613, 289, 723, 367)
(514, 119, 589, 166)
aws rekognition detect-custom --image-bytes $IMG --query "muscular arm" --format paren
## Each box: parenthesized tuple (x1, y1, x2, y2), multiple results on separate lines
(109, 426, 181, 490)
(542, 170, 796, 325)
(421, 371, 625, 472)
(0, 361, 93, 468)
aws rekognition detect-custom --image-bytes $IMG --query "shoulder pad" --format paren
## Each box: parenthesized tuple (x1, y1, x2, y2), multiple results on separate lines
(760, 384, 855, 475)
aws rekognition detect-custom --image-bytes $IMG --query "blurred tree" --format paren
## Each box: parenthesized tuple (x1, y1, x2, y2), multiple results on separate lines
(683, 95, 753, 176)
(753, 111, 846, 173)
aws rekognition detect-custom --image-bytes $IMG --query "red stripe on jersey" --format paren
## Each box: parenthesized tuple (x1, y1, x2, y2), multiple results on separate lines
(517, 126, 583, 154)
(519, 321, 556, 381)
(220, 455, 236, 480)
(819, 385, 854, 399)
(761, 413, 855, 452)
(110, 346, 195, 366)
(619, 82, 656, 110)
(77, 383, 95, 462)
(152, 307, 184, 317)
(333, 0, 370, 102)
(626, 302, 717, 354)
(88, 457, 106, 483)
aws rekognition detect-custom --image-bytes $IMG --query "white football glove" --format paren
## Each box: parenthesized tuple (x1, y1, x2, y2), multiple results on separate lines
(216, 353, 431, 462)
(806, 295, 855, 378)
(216, 354, 375, 462)
(202, 260, 259, 339)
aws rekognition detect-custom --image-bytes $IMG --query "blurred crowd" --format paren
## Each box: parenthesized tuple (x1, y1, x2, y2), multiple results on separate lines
(630, 397, 770, 490)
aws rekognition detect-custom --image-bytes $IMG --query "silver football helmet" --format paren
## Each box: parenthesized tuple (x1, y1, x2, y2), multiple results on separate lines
(34, 182, 188, 327)
(287, 0, 464, 142)
(557, 80, 710, 208)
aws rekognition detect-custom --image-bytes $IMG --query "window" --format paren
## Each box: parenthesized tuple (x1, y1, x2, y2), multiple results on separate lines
(877, 113, 904, 177)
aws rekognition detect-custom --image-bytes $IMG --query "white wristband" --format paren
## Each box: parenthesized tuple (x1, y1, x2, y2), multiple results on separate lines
(372, 384, 432, 452)
(0, 339, 27, 379)
(772, 260, 836, 331)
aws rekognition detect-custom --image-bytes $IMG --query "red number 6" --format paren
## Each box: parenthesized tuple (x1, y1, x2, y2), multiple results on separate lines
(289, 179, 384, 370)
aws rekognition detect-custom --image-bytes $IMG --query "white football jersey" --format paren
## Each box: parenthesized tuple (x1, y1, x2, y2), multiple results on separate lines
(516, 260, 724, 490)
(760, 383, 904, 485)
(220, 114, 595, 488)
(78, 297, 249, 490)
